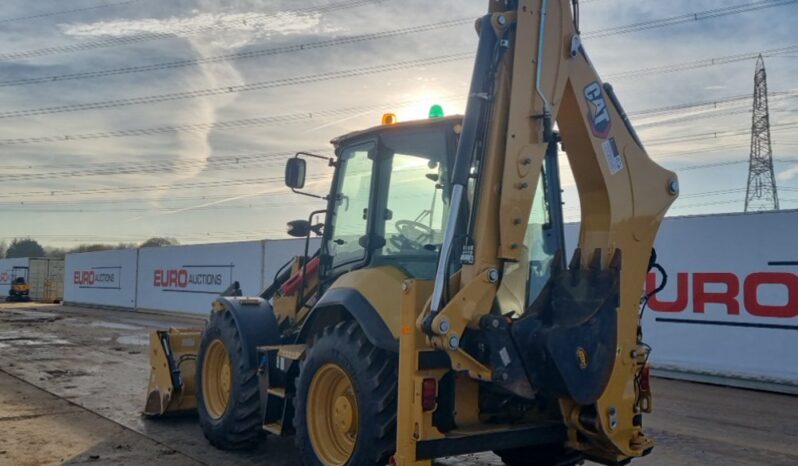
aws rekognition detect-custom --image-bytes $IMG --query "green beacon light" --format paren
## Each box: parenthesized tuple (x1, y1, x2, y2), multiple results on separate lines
(428, 104, 444, 119)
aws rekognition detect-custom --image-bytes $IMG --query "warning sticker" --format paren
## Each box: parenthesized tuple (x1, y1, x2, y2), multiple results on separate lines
(602, 137, 624, 175)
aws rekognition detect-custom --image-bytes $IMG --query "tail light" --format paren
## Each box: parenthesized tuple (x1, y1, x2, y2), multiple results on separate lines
(640, 364, 651, 392)
(421, 378, 437, 411)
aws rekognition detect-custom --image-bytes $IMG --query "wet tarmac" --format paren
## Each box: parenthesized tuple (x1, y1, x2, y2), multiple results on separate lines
(0, 302, 796, 466)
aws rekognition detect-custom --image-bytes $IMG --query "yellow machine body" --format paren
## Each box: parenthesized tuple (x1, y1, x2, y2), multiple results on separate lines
(393, 1, 675, 463)
(143, 328, 201, 416)
(145, 1, 677, 464)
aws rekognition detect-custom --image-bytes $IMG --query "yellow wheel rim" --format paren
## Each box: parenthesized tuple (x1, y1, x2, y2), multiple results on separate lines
(307, 363, 359, 466)
(202, 339, 232, 419)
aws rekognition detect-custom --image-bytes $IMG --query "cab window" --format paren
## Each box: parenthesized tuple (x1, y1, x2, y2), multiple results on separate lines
(328, 142, 375, 269)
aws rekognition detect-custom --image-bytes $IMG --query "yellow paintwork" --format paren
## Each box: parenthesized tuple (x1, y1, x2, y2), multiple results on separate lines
(147, 4, 675, 464)
(413, 0, 675, 462)
(143, 329, 200, 416)
(307, 363, 359, 465)
(328, 266, 410, 338)
(202, 339, 233, 420)
(395, 279, 439, 466)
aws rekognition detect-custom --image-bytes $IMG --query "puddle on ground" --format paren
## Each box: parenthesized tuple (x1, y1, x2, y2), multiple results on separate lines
(87, 321, 143, 331)
(116, 334, 148, 346)
(120, 318, 202, 329)
(0, 309, 61, 323)
(45, 368, 91, 378)
(0, 330, 71, 347)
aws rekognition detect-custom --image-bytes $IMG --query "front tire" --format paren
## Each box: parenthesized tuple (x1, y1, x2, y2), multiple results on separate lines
(294, 321, 397, 466)
(196, 309, 261, 450)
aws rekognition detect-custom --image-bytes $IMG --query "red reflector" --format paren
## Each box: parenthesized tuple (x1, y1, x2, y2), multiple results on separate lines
(421, 378, 437, 411)
(640, 365, 651, 392)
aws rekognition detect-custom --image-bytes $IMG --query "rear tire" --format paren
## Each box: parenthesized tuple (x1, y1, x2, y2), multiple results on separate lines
(196, 309, 262, 450)
(495, 444, 583, 466)
(294, 321, 397, 466)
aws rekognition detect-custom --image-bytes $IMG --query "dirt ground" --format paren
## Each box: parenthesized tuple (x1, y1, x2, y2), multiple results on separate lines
(0, 302, 797, 466)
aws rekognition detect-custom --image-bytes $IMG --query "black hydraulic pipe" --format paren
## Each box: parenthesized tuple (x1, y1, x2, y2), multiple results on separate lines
(427, 14, 500, 325)
(544, 136, 566, 269)
(450, 15, 498, 186)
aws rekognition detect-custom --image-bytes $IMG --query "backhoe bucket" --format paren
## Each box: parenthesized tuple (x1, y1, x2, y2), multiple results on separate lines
(143, 328, 202, 416)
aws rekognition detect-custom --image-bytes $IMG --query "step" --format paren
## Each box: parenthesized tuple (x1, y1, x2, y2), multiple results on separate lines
(263, 422, 283, 435)
(267, 387, 287, 398)
(277, 344, 306, 361)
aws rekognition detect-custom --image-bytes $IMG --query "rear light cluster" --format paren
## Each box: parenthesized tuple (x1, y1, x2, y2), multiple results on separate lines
(421, 378, 437, 411)
(640, 364, 651, 392)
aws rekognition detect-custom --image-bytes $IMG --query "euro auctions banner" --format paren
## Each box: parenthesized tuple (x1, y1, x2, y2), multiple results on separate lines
(64, 249, 137, 308)
(136, 241, 265, 314)
(565, 209, 798, 392)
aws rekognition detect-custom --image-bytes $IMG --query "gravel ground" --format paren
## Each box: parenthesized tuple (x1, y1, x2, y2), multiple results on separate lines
(0, 302, 796, 466)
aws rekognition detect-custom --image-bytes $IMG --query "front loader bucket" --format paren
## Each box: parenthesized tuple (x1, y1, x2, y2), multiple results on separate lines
(143, 328, 202, 416)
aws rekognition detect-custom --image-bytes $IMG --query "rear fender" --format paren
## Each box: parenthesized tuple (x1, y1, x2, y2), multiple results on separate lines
(296, 287, 398, 352)
(213, 296, 281, 367)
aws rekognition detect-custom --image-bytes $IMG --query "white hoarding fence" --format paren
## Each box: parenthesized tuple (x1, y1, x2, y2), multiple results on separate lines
(136, 241, 265, 315)
(64, 249, 138, 308)
(566, 210, 798, 392)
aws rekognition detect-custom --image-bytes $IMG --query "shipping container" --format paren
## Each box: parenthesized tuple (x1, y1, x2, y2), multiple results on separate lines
(28, 258, 65, 302)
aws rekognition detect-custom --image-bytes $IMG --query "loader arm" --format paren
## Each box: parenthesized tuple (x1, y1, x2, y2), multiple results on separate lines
(416, 0, 677, 461)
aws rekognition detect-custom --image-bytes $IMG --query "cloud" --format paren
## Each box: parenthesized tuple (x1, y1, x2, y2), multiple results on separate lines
(55, 3, 325, 186)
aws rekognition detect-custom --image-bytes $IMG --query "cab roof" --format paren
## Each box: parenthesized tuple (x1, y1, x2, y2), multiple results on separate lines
(331, 114, 463, 149)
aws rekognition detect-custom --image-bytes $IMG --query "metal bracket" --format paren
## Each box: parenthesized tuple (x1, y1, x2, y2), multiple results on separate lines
(570, 34, 582, 58)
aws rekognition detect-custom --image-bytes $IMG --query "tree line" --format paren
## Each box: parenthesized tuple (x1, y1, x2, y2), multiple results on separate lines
(0, 237, 180, 259)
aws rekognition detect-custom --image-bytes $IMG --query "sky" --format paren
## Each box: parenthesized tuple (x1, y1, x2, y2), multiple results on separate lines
(0, 0, 796, 248)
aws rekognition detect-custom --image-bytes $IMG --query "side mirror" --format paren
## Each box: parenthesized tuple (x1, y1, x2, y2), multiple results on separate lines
(285, 158, 307, 189)
(287, 219, 311, 238)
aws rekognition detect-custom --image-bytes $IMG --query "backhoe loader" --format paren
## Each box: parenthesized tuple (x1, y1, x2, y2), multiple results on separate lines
(144, 1, 678, 464)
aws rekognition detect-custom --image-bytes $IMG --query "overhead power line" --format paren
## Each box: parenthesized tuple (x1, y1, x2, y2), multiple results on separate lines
(0, 192, 301, 207)
(0, 173, 329, 199)
(0, 18, 474, 88)
(2, 81, 794, 148)
(0, 52, 472, 119)
(0, 0, 382, 62)
(0, 0, 141, 24)
(582, 0, 798, 38)
(631, 89, 798, 118)
(646, 121, 798, 146)
(608, 45, 798, 79)
(0, 0, 787, 70)
(2, 44, 794, 122)
(606, 45, 798, 80)
(0, 149, 330, 182)
(0, 93, 463, 146)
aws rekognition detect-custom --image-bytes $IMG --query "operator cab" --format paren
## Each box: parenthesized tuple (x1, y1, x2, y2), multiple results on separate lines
(323, 114, 463, 281)
(285, 111, 563, 313)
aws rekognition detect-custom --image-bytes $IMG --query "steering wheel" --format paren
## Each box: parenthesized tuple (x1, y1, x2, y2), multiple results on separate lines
(389, 220, 434, 251)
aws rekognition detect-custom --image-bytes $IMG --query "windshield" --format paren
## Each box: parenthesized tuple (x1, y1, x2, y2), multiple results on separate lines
(328, 142, 376, 269)
(326, 122, 456, 279)
(378, 128, 450, 258)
